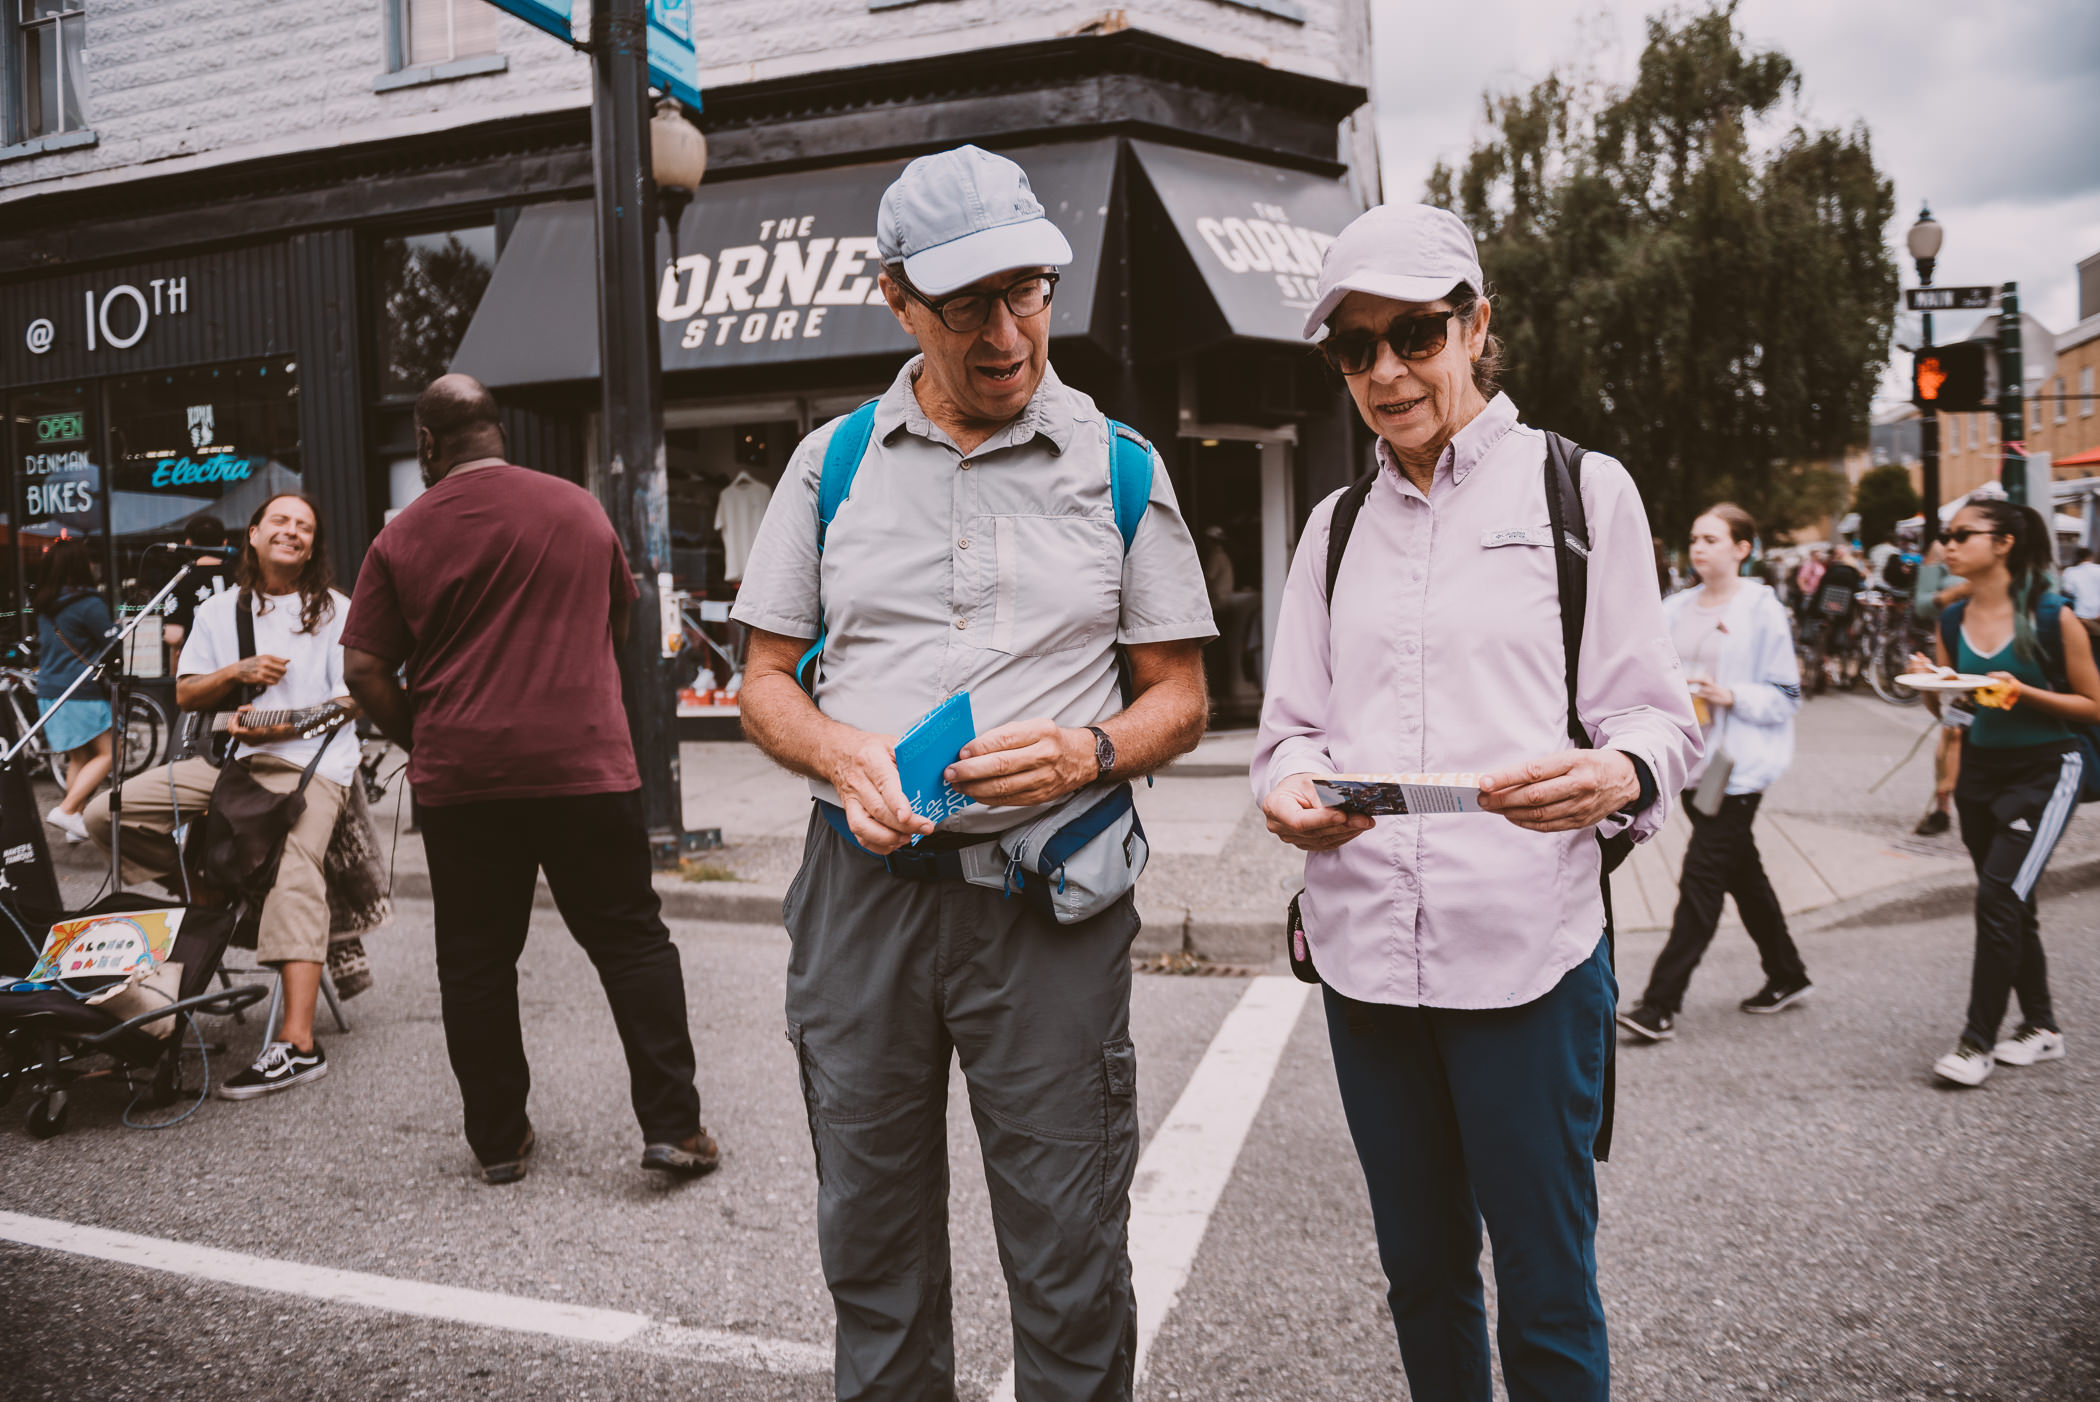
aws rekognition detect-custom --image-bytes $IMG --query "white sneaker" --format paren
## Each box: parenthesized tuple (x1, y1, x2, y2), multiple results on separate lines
(44, 805, 87, 844)
(1932, 1043, 1993, 1087)
(1992, 1026, 2065, 1067)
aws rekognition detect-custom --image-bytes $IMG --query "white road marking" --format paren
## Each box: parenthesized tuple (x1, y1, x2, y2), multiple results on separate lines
(0, 1209, 830, 1374)
(990, 975, 1312, 1400)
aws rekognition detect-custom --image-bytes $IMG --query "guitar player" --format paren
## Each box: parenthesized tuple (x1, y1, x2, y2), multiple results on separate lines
(85, 492, 361, 1102)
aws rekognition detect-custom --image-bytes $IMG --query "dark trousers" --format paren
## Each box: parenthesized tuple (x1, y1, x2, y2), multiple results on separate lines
(784, 811, 1139, 1402)
(1954, 745, 2082, 1048)
(419, 788, 701, 1164)
(1325, 940, 1615, 1402)
(1642, 790, 1807, 1013)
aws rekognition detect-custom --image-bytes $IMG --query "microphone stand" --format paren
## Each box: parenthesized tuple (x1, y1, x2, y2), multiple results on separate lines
(5, 559, 196, 900)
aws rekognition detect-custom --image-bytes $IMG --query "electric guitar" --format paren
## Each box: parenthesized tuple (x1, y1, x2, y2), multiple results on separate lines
(182, 702, 352, 767)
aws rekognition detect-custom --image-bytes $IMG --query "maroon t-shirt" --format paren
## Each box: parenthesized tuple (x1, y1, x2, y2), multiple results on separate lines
(343, 465, 641, 806)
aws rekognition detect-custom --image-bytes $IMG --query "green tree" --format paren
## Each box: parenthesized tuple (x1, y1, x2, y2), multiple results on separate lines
(1851, 462, 1921, 547)
(1427, 1, 1898, 539)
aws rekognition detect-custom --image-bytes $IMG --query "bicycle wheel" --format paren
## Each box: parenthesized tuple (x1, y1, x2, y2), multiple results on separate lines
(115, 693, 167, 779)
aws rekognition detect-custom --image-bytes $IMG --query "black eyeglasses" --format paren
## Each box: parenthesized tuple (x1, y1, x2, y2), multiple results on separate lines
(1319, 311, 1456, 376)
(1943, 528, 2004, 545)
(896, 272, 1059, 334)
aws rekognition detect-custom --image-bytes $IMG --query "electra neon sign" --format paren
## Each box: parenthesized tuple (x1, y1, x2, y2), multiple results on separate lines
(149, 453, 255, 489)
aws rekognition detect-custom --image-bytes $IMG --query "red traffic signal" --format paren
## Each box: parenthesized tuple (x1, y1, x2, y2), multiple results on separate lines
(1912, 341, 1991, 413)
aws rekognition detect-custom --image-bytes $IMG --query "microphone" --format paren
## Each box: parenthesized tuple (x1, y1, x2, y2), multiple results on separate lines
(146, 542, 233, 560)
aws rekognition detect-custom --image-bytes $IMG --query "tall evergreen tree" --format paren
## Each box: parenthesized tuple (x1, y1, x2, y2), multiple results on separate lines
(1428, 2, 1896, 538)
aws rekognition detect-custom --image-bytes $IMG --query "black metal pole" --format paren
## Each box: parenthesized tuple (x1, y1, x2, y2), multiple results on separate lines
(1917, 270, 1939, 546)
(591, 0, 683, 867)
(1998, 283, 2025, 507)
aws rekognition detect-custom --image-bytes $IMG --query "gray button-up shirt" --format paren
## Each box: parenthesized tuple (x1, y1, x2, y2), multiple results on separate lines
(733, 356, 1216, 831)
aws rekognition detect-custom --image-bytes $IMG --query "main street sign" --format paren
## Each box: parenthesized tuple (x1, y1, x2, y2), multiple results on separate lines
(483, 0, 702, 110)
(1905, 285, 1996, 312)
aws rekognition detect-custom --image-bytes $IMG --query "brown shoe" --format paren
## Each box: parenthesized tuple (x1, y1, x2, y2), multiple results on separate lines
(640, 1127, 720, 1178)
(482, 1125, 536, 1186)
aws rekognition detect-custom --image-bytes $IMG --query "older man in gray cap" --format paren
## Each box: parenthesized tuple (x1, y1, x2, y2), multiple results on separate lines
(732, 145, 1215, 1400)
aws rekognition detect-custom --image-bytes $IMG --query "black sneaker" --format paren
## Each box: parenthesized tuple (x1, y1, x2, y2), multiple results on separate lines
(641, 1128, 721, 1179)
(1913, 808, 1951, 837)
(1740, 979, 1814, 1014)
(482, 1125, 537, 1186)
(218, 1040, 328, 1100)
(1617, 1004, 1675, 1041)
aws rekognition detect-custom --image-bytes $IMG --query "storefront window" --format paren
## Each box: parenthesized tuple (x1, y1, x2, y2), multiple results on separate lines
(7, 382, 102, 637)
(373, 225, 497, 398)
(1186, 438, 1267, 726)
(105, 359, 301, 585)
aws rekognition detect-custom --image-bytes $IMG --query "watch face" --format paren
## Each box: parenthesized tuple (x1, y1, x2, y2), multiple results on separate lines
(1093, 727, 1115, 772)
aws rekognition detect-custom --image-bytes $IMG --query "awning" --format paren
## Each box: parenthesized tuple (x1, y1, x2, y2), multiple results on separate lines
(452, 140, 1119, 388)
(1129, 139, 1364, 347)
(2056, 445, 2100, 468)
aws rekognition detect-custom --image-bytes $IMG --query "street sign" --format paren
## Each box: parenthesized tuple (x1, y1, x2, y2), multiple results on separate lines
(482, 0, 702, 109)
(1905, 286, 1996, 311)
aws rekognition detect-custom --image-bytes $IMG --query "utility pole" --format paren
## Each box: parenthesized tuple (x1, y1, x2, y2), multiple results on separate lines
(1998, 282, 2025, 507)
(591, 0, 683, 866)
(1906, 205, 1944, 544)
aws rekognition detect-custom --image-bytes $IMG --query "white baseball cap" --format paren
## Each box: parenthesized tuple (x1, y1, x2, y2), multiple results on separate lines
(876, 145, 1074, 297)
(1302, 204, 1486, 341)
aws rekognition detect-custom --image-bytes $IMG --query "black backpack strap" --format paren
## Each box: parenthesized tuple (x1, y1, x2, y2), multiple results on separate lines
(1937, 598, 1966, 665)
(1323, 469, 1379, 608)
(1541, 432, 1592, 749)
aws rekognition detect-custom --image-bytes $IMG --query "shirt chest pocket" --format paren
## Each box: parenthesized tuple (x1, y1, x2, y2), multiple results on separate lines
(963, 514, 1120, 657)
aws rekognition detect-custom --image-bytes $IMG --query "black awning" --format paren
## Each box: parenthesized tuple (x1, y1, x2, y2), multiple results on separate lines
(1129, 139, 1363, 347)
(451, 139, 1119, 388)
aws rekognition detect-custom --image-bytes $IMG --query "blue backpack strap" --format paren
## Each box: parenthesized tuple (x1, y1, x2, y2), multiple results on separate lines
(1105, 419, 1153, 553)
(2036, 592, 2070, 685)
(1937, 598, 1967, 664)
(796, 400, 881, 695)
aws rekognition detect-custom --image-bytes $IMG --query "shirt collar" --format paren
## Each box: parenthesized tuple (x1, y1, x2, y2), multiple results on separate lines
(1374, 391, 1521, 490)
(872, 354, 1076, 456)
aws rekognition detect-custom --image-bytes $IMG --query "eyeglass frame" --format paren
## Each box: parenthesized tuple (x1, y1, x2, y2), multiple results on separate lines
(1318, 310, 1460, 377)
(1942, 527, 2006, 545)
(891, 270, 1061, 334)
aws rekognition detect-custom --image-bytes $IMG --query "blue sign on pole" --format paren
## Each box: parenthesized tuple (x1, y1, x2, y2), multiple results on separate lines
(482, 0, 702, 110)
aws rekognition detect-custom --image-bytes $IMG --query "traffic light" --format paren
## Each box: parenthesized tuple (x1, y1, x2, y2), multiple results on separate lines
(1912, 341, 1991, 413)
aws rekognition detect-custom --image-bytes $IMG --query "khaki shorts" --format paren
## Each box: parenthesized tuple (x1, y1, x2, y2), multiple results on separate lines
(85, 755, 347, 966)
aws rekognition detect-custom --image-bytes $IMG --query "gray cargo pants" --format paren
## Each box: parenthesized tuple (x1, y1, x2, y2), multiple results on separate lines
(783, 808, 1140, 1402)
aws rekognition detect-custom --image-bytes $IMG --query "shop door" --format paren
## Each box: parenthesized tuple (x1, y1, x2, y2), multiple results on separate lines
(1186, 438, 1266, 725)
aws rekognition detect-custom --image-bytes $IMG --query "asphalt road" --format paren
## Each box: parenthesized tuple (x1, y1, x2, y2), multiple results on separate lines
(2, 875, 2096, 1400)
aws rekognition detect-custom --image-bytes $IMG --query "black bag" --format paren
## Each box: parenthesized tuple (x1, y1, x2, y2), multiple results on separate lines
(1302, 430, 1634, 1158)
(185, 592, 332, 903)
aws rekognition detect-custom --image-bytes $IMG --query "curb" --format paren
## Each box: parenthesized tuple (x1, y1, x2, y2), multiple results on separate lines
(1796, 850, 2100, 933)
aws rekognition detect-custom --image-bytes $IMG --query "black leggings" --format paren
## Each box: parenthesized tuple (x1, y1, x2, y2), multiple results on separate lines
(1953, 743, 2083, 1049)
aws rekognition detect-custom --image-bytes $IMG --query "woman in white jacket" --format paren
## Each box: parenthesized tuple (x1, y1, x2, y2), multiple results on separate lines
(1620, 504, 1813, 1041)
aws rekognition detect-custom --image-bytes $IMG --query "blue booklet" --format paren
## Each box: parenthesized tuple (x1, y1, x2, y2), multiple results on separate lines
(894, 692, 978, 833)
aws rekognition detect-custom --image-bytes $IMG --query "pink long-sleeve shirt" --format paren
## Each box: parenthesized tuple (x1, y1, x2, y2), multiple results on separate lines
(1252, 395, 1702, 1009)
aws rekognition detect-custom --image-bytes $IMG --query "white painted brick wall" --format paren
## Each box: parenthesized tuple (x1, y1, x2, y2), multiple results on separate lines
(5, 0, 1371, 200)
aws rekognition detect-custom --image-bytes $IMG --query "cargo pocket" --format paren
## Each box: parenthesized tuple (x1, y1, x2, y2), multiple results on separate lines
(786, 1020, 823, 1184)
(1098, 1034, 1138, 1222)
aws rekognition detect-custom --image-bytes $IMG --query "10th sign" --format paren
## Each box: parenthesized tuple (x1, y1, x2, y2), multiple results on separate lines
(22, 277, 191, 356)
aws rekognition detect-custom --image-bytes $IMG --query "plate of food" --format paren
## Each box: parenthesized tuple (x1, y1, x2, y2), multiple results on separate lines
(1895, 670, 1997, 693)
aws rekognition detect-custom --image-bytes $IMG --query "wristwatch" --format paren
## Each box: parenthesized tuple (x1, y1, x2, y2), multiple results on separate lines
(1085, 725, 1116, 779)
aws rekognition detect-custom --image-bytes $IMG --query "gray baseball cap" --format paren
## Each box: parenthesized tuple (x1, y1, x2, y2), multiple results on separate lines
(876, 145, 1074, 297)
(1302, 204, 1485, 340)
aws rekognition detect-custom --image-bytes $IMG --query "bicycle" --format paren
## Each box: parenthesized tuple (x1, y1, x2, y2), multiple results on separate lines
(0, 645, 170, 784)
(1859, 588, 1924, 707)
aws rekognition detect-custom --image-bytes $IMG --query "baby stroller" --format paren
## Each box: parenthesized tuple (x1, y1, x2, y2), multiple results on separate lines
(0, 891, 267, 1138)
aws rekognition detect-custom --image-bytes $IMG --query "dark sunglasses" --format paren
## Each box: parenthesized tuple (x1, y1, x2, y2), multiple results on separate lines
(896, 272, 1059, 334)
(1943, 527, 2005, 545)
(1319, 311, 1456, 376)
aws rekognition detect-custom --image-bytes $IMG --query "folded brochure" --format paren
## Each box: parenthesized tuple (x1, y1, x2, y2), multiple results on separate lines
(1313, 773, 1484, 816)
(894, 691, 978, 833)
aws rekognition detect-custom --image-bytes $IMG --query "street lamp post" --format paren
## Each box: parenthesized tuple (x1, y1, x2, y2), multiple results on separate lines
(590, 0, 684, 866)
(1907, 204, 1943, 544)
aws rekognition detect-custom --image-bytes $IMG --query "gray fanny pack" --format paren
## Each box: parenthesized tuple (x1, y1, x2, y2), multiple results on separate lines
(957, 781, 1149, 925)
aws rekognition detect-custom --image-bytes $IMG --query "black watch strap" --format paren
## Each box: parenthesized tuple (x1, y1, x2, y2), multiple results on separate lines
(1086, 725, 1115, 778)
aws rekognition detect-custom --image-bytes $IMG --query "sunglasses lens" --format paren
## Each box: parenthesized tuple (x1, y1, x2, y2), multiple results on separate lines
(1324, 334, 1377, 375)
(1398, 316, 1450, 359)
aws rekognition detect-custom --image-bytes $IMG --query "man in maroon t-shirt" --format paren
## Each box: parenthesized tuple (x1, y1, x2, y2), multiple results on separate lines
(343, 374, 717, 1185)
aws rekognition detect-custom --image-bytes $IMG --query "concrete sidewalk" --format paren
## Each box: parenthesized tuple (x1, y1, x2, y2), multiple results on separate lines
(47, 693, 2094, 963)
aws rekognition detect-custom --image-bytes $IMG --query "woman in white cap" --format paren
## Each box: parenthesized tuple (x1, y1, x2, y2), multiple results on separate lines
(1253, 204, 1699, 1401)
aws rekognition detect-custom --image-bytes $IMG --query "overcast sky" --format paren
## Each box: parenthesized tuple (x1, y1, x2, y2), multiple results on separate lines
(1368, 0, 2100, 407)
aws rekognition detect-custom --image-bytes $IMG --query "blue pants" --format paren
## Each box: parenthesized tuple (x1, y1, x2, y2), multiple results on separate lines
(1324, 939, 1615, 1402)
